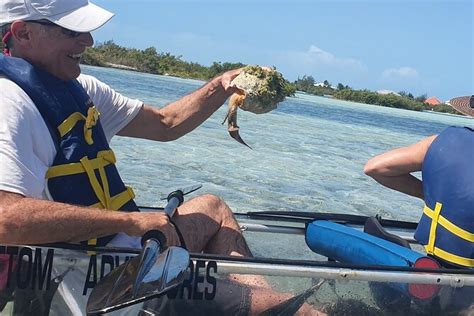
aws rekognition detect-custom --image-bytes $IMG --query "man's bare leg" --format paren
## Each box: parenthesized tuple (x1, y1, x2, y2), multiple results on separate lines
(172, 194, 249, 255)
(172, 194, 267, 287)
(172, 194, 325, 315)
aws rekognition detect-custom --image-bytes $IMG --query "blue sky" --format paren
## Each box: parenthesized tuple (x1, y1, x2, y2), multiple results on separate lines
(92, 0, 472, 101)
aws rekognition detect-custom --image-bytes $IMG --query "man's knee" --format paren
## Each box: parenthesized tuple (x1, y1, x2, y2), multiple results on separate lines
(197, 194, 223, 209)
(191, 194, 236, 225)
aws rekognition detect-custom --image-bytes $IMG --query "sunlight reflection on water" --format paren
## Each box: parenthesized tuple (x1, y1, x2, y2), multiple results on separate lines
(82, 65, 473, 225)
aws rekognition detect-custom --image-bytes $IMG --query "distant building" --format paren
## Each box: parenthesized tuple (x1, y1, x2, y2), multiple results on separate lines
(376, 90, 401, 96)
(314, 82, 327, 87)
(314, 82, 336, 89)
(424, 97, 441, 106)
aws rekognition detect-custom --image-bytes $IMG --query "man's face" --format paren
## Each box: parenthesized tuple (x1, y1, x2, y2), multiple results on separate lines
(25, 22, 93, 81)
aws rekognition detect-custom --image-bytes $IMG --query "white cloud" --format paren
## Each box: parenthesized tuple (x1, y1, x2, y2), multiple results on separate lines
(272, 45, 368, 83)
(306, 45, 365, 70)
(286, 45, 367, 71)
(382, 66, 419, 79)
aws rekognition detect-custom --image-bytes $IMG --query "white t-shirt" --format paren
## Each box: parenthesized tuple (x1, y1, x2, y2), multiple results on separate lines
(0, 73, 145, 314)
(0, 74, 143, 199)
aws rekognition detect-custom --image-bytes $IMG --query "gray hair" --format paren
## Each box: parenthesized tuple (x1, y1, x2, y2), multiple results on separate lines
(1, 24, 12, 50)
(0, 24, 11, 37)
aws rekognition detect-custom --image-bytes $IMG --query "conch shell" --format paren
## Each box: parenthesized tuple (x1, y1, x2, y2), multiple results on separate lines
(222, 66, 291, 148)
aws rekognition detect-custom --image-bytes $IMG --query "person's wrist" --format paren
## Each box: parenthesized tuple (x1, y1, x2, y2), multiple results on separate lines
(212, 75, 226, 89)
(121, 211, 141, 236)
(208, 75, 234, 97)
(216, 68, 242, 92)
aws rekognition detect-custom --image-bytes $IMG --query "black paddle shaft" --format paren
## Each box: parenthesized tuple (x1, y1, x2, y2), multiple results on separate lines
(140, 190, 186, 247)
(241, 211, 418, 229)
(164, 190, 185, 217)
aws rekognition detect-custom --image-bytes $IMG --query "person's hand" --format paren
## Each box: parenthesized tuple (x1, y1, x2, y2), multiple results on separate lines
(126, 212, 181, 247)
(220, 65, 273, 92)
(220, 68, 243, 92)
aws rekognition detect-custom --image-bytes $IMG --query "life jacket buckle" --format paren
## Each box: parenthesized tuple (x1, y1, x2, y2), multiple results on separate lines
(84, 106, 100, 145)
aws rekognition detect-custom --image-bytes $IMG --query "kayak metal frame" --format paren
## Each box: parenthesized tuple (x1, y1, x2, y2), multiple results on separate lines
(240, 222, 305, 234)
(235, 211, 419, 229)
(208, 260, 474, 287)
(141, 206, 419, 242)
(238, 221, 417, 243)
(27, 205, 472, 290)
(38, 243, 474, 288)
(43, 249, 474, 288)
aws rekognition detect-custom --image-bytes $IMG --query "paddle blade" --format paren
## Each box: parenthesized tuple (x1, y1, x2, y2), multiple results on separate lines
(86, 247, 189, 315)
(132, 238, 161, 298)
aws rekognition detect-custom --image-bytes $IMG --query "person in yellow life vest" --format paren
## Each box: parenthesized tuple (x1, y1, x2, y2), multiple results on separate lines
(364, 95, 474, 312)
(0, 1, 325, 315)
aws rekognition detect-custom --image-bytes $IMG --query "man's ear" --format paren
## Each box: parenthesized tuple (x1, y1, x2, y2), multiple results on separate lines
(10, 21, 33, 48)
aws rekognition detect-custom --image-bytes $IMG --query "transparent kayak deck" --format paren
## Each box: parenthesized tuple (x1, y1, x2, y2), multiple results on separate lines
(0, 215, 472, 315)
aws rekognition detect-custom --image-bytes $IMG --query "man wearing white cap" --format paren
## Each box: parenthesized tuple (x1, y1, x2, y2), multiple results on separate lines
(364, 95, 474, 313)
(0, 1, 325, 315)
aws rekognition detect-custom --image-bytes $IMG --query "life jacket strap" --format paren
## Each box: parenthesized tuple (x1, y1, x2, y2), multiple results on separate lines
(426, 202, 442, 254)
(86, 186, 136, 251)
(45, 150, 131, 210)
(79, 155, 111, 209)
(57, 106, 100, 145)
(90, 186, 136, 211)
(423, 203, 474, 267)
(423, 204, 474, 242)
(45, 149, 136, 250)
(84, 106, 100, 145)
(45, 150, 116, 178)
(424, 245, 474, 267)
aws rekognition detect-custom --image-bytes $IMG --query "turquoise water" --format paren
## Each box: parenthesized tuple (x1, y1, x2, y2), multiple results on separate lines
(81, 65, 474, 224)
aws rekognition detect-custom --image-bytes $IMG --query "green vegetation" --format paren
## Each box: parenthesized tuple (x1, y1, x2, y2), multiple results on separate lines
(2, 39, 456, 116)
(82, 41, 245, 80)
(293, 75, 458, 115)
(294, 76, 342, 96)
(334, 89, 424, 111)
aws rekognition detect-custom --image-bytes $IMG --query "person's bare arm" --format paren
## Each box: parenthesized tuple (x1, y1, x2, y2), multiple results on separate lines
(0, 190, 179, 245)
(118, 69, 241, 141)
(364, 135, 437, 199)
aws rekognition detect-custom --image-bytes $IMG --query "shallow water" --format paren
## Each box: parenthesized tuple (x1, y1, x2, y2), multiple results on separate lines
(0, 65, 468, 316)
(82, 65, 473, 225)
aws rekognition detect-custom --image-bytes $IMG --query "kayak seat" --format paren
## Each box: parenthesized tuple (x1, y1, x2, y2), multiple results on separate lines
(364, 217, 411, 249)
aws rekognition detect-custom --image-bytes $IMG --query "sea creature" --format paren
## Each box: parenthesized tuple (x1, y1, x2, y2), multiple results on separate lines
(222, 65, 293, 148)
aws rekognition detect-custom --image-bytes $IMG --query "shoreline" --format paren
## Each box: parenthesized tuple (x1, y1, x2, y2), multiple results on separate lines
(104, 62, 138, 71)
(83, 63, 463, 118)
(422, 109, 472, 119)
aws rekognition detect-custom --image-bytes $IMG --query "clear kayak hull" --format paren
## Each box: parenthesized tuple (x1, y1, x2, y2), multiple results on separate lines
(0, 213, 472, 315)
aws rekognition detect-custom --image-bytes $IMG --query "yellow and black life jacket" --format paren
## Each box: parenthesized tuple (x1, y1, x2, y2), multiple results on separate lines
(0, 55, 138, 246)
(415, 126, 474, 268)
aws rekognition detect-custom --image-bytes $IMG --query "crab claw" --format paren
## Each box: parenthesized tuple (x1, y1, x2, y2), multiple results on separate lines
(229, 125, 252, 149)
(224, 92, 252, 149)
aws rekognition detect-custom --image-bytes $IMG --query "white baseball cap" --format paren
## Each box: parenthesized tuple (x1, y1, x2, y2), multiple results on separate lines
(0, 0, 114, 32)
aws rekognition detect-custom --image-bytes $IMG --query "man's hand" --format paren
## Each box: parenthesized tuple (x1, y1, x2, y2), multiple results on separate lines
(220, 68, 243, 92)
(126, 212, 181, 247)
(220, 66, 273, 92)
(118, 65, 273, 142)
